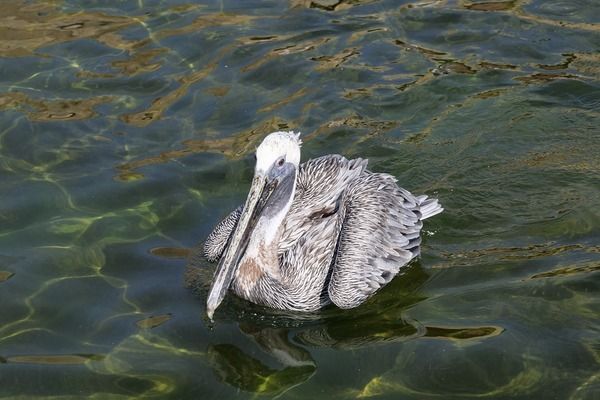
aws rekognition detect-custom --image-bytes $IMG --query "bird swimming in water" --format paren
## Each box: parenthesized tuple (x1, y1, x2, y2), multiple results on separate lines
(203, 131, 442, 319)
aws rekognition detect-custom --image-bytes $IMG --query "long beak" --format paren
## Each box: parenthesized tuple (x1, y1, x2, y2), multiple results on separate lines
(206, 174, 269, 320)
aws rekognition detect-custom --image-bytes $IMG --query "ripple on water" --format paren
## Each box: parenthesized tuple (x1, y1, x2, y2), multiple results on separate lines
(0, 0, 599, 398)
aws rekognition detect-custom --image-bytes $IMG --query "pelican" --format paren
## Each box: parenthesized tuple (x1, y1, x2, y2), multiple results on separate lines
(203, 131, 442, 319)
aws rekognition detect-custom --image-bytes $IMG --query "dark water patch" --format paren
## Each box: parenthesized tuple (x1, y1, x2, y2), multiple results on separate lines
(307, 114, 398, 140)
(515, 73, 579, 84)
(309, 0, 342, 11)
(0, 1, 143, 57)
(432, 60, 477, 75)
(464, 1, 516, 12)
(0, 271, 14, 282)
(522, 0, 600, 25)
(205, 85, 231, 97)
(119, 61, 219, 127)
(0, 92, 115, 121)
(441, 242, 592, 266)
(529, 78, 600, 109)
(479, 61, 518, 70)
(115, 376, 158, 396)
(472, 88, 508, 98)
(310, 48, 360, 70)
(529, 262, 600, 280)
(114, 116, 291, 178)
(394, 39, 446, 57)
(424, 325, 503, 340)
(111, 48, 167, 76)
(247, 35, 279, 42)
(114, 171, 145, 181)
(136, 314, 172, 329)
(6, 353, 105, 365)
(258, 87, 310, 113)
(538, 53, 577, 71)
(149, 247, 190, 259)
(570, 52, 600, 79)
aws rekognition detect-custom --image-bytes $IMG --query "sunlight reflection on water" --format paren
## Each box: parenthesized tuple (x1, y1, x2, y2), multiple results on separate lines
(0, 0, 599, 398)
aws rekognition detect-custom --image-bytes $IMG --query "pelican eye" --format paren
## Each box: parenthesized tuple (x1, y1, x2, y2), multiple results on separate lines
(276, 157, 285, 167)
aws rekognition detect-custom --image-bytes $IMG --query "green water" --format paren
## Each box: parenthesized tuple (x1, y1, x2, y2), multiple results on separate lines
(1, 0, 599, 398)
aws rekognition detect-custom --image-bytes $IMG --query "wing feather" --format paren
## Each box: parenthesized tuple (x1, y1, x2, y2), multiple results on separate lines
(202, 206, 242, 262)
(279, 155, 367, 252)
(328, 172, 441, 309)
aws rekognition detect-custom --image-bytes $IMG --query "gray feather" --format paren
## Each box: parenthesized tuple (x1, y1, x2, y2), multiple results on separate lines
(203, 206, 243, 262)
(201, 154, 442, 312)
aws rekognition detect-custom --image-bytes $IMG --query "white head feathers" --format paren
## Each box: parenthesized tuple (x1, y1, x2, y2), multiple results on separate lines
(255, 131, 302, 173)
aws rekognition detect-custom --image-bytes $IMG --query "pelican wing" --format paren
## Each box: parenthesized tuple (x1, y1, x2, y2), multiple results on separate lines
(279, 155, 367, 252)
(328, 172, 440, 309)
(202, 205, 243, 262)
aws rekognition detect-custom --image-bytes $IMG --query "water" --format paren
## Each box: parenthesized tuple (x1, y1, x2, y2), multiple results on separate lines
(1, 0, 599, 398)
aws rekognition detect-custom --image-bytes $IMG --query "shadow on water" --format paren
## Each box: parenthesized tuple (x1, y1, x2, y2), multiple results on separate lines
(185, 257, 501, 395)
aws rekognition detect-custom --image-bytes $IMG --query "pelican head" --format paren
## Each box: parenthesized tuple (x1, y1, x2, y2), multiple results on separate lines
(206, 131, 302, 319)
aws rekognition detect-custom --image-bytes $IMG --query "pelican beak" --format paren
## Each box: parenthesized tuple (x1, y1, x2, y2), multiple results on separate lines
(206, 173, 268, 320)
(206, 162, 297, 320)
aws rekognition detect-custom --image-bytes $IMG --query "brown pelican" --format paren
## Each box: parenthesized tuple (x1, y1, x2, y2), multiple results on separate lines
(203, 131, 442, 319)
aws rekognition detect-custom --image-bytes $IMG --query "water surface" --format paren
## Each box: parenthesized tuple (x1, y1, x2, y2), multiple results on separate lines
(0, 0, 599, 398)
